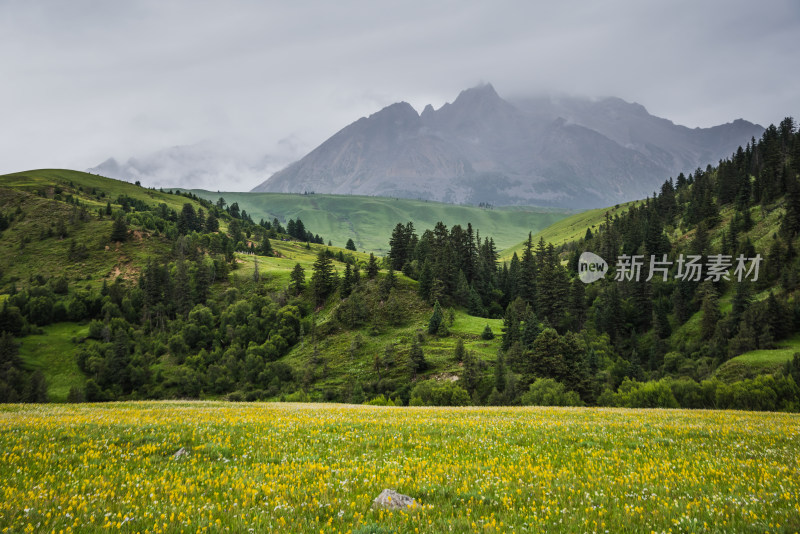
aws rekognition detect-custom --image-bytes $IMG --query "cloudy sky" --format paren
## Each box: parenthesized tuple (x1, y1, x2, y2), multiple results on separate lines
(1, 0, 798, 189)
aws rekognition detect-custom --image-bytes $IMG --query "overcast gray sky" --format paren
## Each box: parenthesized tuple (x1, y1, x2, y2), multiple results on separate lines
(1, 0, 798, 186)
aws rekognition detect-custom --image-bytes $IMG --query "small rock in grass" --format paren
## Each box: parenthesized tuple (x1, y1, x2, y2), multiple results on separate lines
(173, 447, 189, 460)
(371, 489, 418, 510)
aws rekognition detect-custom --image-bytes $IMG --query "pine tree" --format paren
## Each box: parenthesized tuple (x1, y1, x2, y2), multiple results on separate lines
(417, 260, 433, 302)
(340, 263, 353, 298)
(379, 267, 396, 300)
(520, 307, 541, 350)
(481, 324, 494, 340)
(110, 215, 128, 242)
(345, 238, 357, 251)
(568, 278, 586, 331)
(781, 177, 800, 238)
(691, 221, 709, 255)
(366, 253, 379, 279)
(311, 251, 336, 304)
(518, 234, 537, 306)
(177, 203, 197, 235)
(731, 280, 751, 326)
(454, 338, 466, 362)
(528, 328, 566, 380)
(409, 337, 427, 377)
(388, 223, 410, 270)
(506, 252, 521, 302)
(0, 331, 21, 368)
(428, 300, 444, 335)
(494, 351, 507, 393)
(24, 370, 48, 403)
(454, 270, 470, 307)
(259, 236, 273, 256)
(290, 263, 306, 295)
(174, 259, 192, 316)
(501, 302, 522, 351)
(699, 283, 720, 341)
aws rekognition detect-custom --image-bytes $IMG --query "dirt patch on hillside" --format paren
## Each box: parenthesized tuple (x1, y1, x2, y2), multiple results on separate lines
(108, 259, 141, 282)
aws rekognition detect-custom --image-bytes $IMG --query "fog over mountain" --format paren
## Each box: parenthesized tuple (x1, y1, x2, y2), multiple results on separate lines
(253, 84, 764, 208)
(88, 137, 306, 192)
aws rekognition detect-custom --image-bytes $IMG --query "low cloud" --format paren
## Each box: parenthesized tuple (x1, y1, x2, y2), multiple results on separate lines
(1, 0, 797, 186)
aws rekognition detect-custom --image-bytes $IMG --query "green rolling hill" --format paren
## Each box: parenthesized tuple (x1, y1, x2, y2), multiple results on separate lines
(187, 190, 574, 253)
(2, 118, 799, 416)
(498, 200, 639, 261)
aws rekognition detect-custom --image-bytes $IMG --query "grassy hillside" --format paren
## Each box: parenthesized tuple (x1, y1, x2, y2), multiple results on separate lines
(715, 334, 800, 382)
(0, 169, 506, 403)
(188, 190, 573, 253)
(499, 200, 638, 261)
(0, 169, 212, 284)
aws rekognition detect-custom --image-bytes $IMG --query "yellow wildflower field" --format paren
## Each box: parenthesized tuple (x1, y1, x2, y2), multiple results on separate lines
(0, 402, 798, 533)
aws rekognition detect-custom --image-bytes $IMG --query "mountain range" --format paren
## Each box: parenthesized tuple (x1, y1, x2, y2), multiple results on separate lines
(252, 84, 764, 208)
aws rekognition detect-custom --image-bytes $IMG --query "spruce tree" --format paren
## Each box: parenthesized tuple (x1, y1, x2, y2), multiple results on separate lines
(205, 213, 219, 233)
(454, 337, 466, 362)
(417, 260, 433, 302)
(379, 267, 396, 300)
(340, 263, 353, 298)
(501, 302, 522, 351)
(409, 337, 427, 377)
(259, 236, 273, 256)
(494, 351, 507, 394)
(519, 234, 537, 306)
(428, 300, 444, 335)
(699, 283, 720, 341)
(520, 307, 541, 350)
(311, 251, 336, 304)
(110, 215, 128, 242)
(481, 324, 494, 340)
(290, 263, 306, 295)
(366, 253, 379, 279)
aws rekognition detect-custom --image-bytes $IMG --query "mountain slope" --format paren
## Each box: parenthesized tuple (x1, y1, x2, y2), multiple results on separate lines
(188, 190, 573, 253)
(254, 84, 764, 208)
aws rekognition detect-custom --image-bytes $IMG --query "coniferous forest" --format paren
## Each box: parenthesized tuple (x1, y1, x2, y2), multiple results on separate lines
(1, 119, 800, 411)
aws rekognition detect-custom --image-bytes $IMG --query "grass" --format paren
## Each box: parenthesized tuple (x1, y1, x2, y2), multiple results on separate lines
(234, 240, 374, 289)
(498, 200, 638, 261)
(714, 334, 800, 383)
(188, 190, 574, 253)
(0, 169, 205, 290)
(0, 402, 798, 533)
(1, 169, 202, 214)
(17, 323, 88, 401)
(282, 290, 505, 397)
(728, 334, 800, 366)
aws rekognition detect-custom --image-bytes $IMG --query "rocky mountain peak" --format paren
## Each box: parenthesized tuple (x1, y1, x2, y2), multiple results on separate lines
(251, 84, 764, 208)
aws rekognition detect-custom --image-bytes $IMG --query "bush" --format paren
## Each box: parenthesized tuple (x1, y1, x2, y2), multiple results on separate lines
(409, 380, 470, 406)
(520, 378, 583, 407)
(481, 325, 495, 340)
(67, 386, 85, 403)
(226, 391, 245, 402)
(244, 390, 266, 402)
(364, 394, 395, 406)
(668, 378, 705, 408)
(616, 379, 679, 409)
(284, 390, 310, 402)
